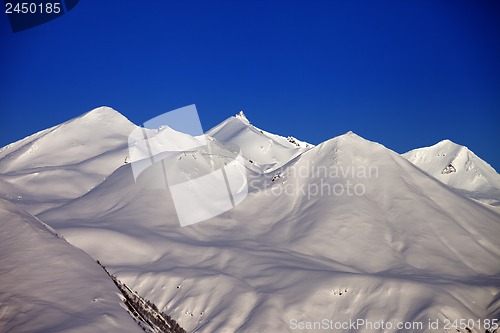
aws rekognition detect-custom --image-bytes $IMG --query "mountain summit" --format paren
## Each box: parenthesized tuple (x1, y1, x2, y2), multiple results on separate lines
(403, 139, 500, 205)
(207, 111, 312, 171)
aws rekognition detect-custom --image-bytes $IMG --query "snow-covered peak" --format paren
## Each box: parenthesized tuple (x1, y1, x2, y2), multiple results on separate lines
(309, 131, 378, 154)
(300, 130, 391, 170)
(235, 110, 250, 124)
(0, 107, 138, 213)
(206, 113, 313, 171)
(402, 139, 500, 202)
(0, 106, 136, 171)
(431, 139, 469, 155)
(335, 130, 366, 141)
(81, 105, 129, 120)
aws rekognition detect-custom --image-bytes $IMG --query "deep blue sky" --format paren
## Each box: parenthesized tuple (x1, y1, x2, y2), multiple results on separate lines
(1, 1, 499, 169)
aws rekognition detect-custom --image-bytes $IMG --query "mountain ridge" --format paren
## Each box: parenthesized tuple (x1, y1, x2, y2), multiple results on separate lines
(1, 106, 499, 333)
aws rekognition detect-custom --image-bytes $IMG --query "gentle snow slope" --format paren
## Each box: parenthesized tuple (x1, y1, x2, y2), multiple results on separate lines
(0, 199, 142, 333)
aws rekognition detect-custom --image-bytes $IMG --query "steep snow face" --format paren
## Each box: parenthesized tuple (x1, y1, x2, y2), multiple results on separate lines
(36, 130, 500, 333)
(0, 107, 137, 214)
(403, 140, 500, 205)
(0, 199, 142, 333)
(206, 112, 312, 172)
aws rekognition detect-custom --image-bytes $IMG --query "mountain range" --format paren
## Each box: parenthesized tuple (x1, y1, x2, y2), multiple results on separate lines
(1, 107, 499, 333)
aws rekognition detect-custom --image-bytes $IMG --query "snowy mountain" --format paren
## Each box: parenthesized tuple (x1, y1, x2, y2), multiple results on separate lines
(1, 107, 499, 333)
(206, 111, 312, 172)
(0, 107, 134, 214)
(403, 140, 500, 206)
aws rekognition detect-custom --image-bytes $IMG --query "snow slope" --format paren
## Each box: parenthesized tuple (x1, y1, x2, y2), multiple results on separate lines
(1, 108, 500, 333)
(36, 131, 500, 331)
(0, 107, 136, 214)
(0, 199, 142, 333)
(403, 140, 500, 206)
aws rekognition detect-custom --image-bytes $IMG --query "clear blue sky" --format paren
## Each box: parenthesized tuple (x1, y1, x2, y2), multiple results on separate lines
(1, 1, 499, 169)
